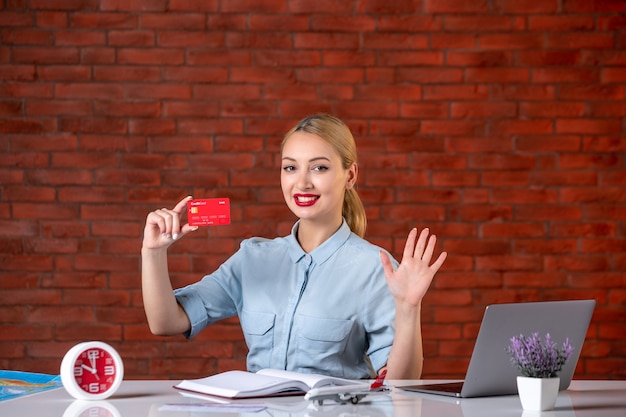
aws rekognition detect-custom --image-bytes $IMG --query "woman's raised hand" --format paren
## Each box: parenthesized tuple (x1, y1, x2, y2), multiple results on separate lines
(380, 228, 447, 308)
(142, 196, 197, 250)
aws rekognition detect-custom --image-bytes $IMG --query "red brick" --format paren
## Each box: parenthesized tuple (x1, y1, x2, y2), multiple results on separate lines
(191, 154, 255, 170)
(466, 68, 530, 83)
(532, 171, 598, 187)
(117, 47, 184, 65)
(54, 82, 122, 99)
(0, 100, 23, 116)
(396, 189, 461, 204)
(432, 171, 480, 187)
(496, 185, 563, 204)
(492, 85, 556, 100)
(378, 16, 441, 32)
(447, 137, 512, 153)
(398, 68, 462, 83)
(249, 15, 308, 31)
(294, 33, 360, 50)
(57, 186, 125, 202)
(557, 119, 622, 135)
(0, 325, 54, 341)
(55, 29, 106, 46)
(162, 67, 228, 83)
(187, 49, 250, 66)
(503, 272, 567, 288)
(93, 100, 161, 117)
(479, 34, 543, 50)
(1, 28, 54, 45)
(444, 16, 515, 31)
(56, 324, 122, 341)
(0, 12, 34, 27)
(221, 0, 285, 12)
(287, 0, 353, 13)
(227, 32, 292, 49)
(99, 0, 166, 12)
(36, 11, 69, 28)
(494, 0, 558, 13)
(560, 84, 624, 100)
(529, 15, 594, 30)
(546, 33, 616, 49)
(23, 167, 89, 184)
(26, 99, 91, 116)
(431, 33, 476, 49)
(60, 117, 126, 133)
(553, 219, 616, 236)
(13, 47, 80, 64)
(559, 153, 622, 169)
(129, 119, 176, 135)
(93, 65, 160, 81)
(451, 102, 516, 118)
(0, 65, 36, 81)
(450, 205, 513, 222)
(602, 68, 626, 83)
(491, 120, 553, 135)
(563, 0, 625, 13)
(400, 103, 448, 119)
(107, 30, 153, 47)
(545, 255, 611, 272)
(311, 16, 376, 32)
(424, 0, 489, 13)
(533, 68, 598, 84)
(231, 68, 296, 84)
(38, 65, 91, 81)
(423, 85, 489, 100)
(80, 46, 116, 64)
(518, 51, 581, 66)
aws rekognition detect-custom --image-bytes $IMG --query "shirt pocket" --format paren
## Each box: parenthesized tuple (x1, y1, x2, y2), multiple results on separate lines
(240, 309, 275, 371)
(295, 315, 354, 376)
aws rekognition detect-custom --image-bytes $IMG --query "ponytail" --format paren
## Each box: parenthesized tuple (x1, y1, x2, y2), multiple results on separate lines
(344, 187, 367, 238)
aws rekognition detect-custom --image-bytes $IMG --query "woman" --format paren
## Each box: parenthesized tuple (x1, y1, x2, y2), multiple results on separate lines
(141, 114, 447, 379)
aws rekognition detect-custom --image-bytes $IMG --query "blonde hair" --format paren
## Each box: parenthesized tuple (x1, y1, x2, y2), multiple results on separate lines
(282, 114, 367, 238)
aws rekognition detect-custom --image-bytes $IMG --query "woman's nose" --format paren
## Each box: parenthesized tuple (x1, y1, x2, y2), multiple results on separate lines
(296, 170, 313, 189)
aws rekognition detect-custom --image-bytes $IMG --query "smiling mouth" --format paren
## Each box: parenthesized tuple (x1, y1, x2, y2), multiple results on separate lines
(294, 194, 319, 207)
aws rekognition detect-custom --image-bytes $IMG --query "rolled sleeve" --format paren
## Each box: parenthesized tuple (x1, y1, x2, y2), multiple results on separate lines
(174, 287, 210, 339)
(368, 337, 394, 372)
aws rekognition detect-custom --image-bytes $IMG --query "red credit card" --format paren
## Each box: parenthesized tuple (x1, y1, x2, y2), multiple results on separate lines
(187, 198, 231, 226)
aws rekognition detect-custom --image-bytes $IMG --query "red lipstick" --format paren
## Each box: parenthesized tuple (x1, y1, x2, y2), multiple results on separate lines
(294, 194, 319, 207)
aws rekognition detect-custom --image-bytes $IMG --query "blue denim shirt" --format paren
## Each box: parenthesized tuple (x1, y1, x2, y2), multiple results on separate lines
(174, 220, 398, 379)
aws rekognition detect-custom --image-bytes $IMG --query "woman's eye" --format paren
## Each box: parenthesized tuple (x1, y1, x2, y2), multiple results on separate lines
(282, 165, 295, 172)
(312, 165, 329, 172)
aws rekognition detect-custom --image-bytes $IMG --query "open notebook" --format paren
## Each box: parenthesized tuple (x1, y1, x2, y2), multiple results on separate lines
(401, 300, 595, 398)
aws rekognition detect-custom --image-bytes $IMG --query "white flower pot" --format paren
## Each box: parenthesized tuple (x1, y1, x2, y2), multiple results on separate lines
(516, 376, 560, 411)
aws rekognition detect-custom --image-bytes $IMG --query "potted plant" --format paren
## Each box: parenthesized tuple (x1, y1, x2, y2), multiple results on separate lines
(506, 332, 574, 411)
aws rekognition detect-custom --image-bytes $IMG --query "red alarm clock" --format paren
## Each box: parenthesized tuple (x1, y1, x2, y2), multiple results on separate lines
(60, 341, 124, 400)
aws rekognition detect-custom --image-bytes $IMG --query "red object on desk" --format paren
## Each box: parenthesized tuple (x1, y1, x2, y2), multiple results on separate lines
(370, 369, 387, 390)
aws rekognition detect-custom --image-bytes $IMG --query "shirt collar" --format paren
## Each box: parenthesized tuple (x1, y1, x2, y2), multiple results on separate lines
(286, 219, 352, 265)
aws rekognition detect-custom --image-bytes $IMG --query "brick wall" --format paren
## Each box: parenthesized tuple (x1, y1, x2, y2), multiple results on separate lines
(1, 0, 625, 380)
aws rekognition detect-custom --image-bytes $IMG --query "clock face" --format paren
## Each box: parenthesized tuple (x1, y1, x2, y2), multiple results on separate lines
(72, 347, 118, 394)
(61, 341, 124, 400)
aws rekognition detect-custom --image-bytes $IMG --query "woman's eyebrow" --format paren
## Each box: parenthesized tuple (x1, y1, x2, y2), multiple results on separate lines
(281, 156, 331, 162)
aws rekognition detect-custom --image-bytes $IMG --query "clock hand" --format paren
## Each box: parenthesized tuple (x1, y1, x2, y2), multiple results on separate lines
(81, 364, 100, 380)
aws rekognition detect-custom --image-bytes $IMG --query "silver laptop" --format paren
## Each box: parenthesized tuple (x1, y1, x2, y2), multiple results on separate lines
(400, 299, 595, 398)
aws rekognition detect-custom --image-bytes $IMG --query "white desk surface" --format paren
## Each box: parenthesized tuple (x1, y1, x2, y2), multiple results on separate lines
(1, 379, 625, 417)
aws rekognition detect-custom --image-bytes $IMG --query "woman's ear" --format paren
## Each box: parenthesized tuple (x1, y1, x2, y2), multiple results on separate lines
(346, 163, 358, 190)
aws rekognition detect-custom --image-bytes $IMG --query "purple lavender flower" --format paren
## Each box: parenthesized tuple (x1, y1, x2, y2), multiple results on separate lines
(506, 332, 574, 378)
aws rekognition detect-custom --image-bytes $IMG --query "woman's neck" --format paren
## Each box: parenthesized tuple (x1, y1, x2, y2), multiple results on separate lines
(296, 217, 342, 253)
